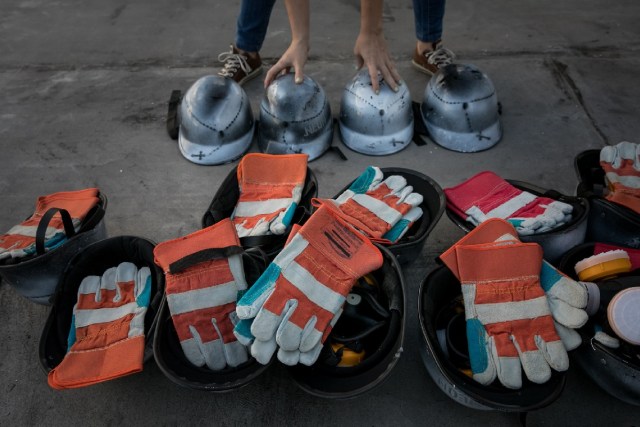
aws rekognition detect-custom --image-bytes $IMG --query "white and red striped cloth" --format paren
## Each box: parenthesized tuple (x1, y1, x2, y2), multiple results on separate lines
(445, 171, 572, 235)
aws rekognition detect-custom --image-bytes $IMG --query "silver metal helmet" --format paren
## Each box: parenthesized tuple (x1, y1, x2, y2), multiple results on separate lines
(338, 69, 413, 156)
(420, 64, 502, 153)
(258, 74, 333, 161)
(178, 75, 254, 165)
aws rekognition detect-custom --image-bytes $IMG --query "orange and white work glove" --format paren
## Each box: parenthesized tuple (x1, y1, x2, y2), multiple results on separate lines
(231, 153, 308, 237)
(452, 236, 569, 389)
(0, 188, 100, 261)
(440, 219, 589, 352)
(153, 219, 249, 370)
(327, 166, 423, 243)
(600, 141, 640, 214)
(234, 204, 383, 366)
(48, 262, 151, 389)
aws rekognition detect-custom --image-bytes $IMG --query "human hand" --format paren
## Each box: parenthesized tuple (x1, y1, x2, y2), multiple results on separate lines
(353, 31, 401, 94)
(264, 40, 309, 88)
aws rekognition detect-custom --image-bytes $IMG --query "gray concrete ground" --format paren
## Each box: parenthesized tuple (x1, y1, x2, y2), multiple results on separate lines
(1, 0, 640, 425)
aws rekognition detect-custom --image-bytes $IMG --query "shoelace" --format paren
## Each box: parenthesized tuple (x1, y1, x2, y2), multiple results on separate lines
(427, 47, 456, 68)
(218, 50, 251, 77)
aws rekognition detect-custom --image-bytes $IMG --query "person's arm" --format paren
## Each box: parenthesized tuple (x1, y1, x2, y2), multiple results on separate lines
(353, 0, 401, 93)
(264, 0, 310, 87)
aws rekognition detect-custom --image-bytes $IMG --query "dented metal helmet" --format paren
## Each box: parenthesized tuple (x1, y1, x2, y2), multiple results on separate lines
(421, 64, 502, 153)
(178, 75, 254, 165)
(339, 69, 413, 156)
(258, 74, 333, 161)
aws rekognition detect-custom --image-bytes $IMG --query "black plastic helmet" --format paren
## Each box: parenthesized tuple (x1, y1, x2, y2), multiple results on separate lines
(418, 265, 566, 411)
(0, 192, 108, 305)
(557, 242, 640, 406)
(153, 250, 272, 391)
(446, 180, 589, 264)
(201, 164, 318, 258)
(574, 149, 640, 248)
(286, 244, 405, 398)
(332, 168, 445, 265)
(39, 236, 165, 373)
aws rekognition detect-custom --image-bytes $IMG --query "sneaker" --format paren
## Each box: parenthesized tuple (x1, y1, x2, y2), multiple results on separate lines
(412, 41, 456, 75)
(217, 45, 263, 85)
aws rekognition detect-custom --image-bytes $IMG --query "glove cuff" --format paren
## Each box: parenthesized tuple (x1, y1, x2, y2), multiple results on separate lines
(48, 335, 145, 390)
(154, 218, 240, 271)
(456, 242, 543, 282)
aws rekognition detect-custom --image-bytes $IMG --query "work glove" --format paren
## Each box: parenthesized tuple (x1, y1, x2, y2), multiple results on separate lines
(153, 219, 249, 370)
(231, 153, 308, 237)
(328, 166, 423, 243)
(234, 204, 383, 366)
(0, 188, 100, 261)
(440, 219, 589, 352)
(48, 262, 151, 389)
(233, 224, 344, 366)
(444, 171, 573, 235)
(453, 237, 569, 389)
(600, 141, 640, 214)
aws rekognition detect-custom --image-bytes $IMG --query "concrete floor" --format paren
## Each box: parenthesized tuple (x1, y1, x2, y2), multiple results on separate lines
(1, 0, 640, 425)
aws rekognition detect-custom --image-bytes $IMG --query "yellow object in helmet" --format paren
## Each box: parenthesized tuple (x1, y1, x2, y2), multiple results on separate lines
(459, 368, 473, 378)
(575, 250, 632, 281)
(331, 343, 366, 367)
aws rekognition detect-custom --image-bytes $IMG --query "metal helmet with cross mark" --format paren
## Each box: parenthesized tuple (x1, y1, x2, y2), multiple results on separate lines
(420, 63, 502, 153)
(338, 69, 414, 156)
(178, 75, 254, 165)
(257, 74, 333, 161)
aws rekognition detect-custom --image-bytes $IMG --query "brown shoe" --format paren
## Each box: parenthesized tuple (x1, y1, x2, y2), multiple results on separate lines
(412, 41, 456, 75)
(217, 45, 263, 85)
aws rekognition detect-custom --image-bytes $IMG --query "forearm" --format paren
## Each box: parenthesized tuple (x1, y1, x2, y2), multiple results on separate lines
(284, 0, 310, 45)
(360, 0, 384, 36)
(264, 0, 311, 86)
(353, 0, 400, 92)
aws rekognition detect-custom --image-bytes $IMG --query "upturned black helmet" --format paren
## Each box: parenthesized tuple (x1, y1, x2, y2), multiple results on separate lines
(332, 167, 445, 265)
(574, 149, 640, 248)
(286, 245, 405, 398)
(152, 250, 271, 391)
(0, 192, 108, 305)
(418, 265, 566, 411)
(201, 164, 318, 258)
(40, 236, 165, 373)
(446, 180, 589, 264)
(557, 242, 640, 406)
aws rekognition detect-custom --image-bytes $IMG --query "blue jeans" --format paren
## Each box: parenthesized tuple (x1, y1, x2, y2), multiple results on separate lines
(235, 0, 277, 52)
(413, 0, 446, 43)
